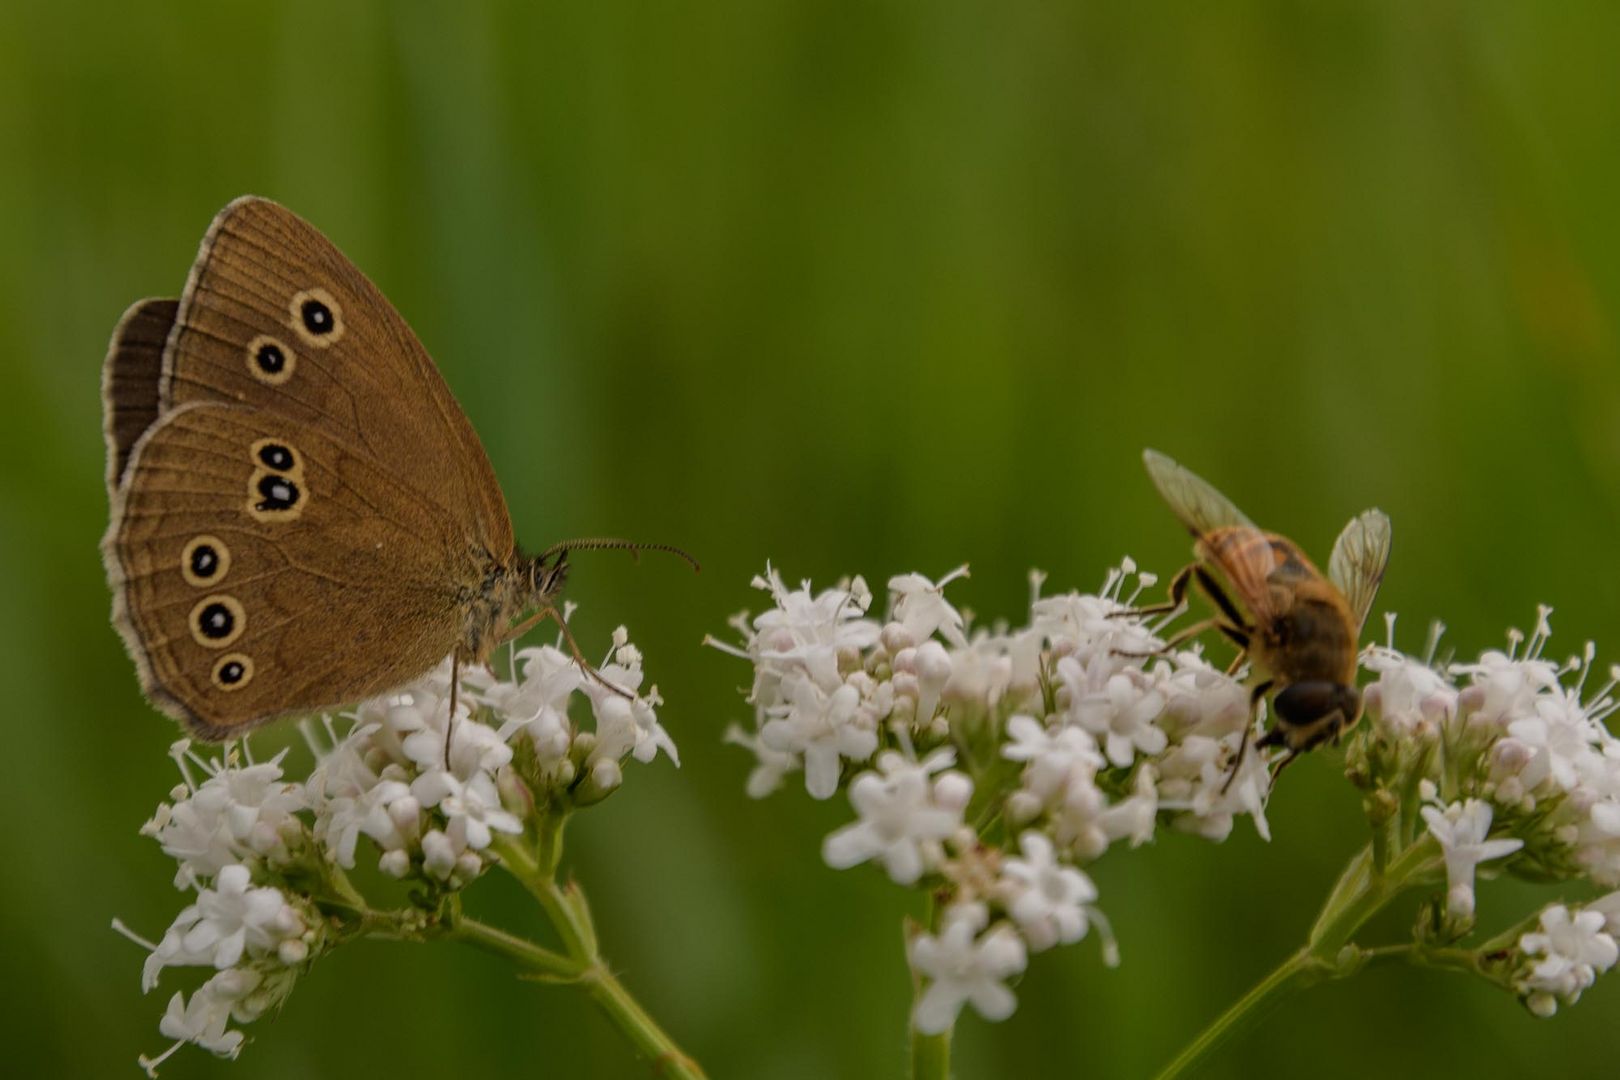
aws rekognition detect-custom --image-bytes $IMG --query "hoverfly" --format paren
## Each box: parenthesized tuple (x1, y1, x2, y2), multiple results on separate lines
(1136, 449, 1392, 784)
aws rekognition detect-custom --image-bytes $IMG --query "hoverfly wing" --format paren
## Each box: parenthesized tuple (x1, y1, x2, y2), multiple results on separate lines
(1144, 449, 1282, 620)
(1328, 508, 1392, 633)
(1142, 448, 1256, 537)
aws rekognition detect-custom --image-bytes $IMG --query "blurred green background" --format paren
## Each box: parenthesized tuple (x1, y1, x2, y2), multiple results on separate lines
(4, 2, 1619, 1077)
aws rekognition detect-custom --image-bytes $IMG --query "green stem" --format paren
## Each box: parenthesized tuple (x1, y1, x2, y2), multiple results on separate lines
(910, 1022, 951, 1080)
(1308, 837, 1441, 959)
(491, 832, 705, 1079)
(1151, 949, 1322, 1080)
(449, 915, 579, 980)
(578, 961, 707, 1080)
(1155, 835, 1443, 1080)
(909, 897, 951, 1080)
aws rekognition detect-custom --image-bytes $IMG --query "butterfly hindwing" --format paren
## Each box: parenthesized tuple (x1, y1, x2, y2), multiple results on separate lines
(104, 401, 476, 737)
(103, 298, 179, 497)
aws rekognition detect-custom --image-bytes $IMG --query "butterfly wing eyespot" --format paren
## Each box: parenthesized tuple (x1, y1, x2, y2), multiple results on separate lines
(250, 437, 303, 475)
(247, 470, 305, 521)
(288, 287, 345, 348)
(211, 653, 254, 691)
(244, 335, 297, 386)
(189, 594, 246, 649)
(180, 535, 231, 587)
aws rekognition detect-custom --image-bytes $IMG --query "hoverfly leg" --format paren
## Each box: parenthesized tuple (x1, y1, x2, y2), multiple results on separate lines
(1219, 624, 1251, 676)
(1267, 748, 1303, 786)
(1192, 565, 1247, 630)
(1220, 680, 1273, 795)
(1113, 563, 1194, 618)
(1112, 616, 1223, 658)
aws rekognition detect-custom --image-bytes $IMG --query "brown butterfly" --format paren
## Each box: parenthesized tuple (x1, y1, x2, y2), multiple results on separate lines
(102, 196, 692, 740)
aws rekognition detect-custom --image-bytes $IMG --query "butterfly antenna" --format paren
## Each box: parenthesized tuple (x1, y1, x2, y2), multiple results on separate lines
(535, 537, 700, 574)
(538, 601, 636, 701)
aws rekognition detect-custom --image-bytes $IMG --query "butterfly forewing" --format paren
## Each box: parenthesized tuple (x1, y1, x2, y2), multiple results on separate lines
(162, 196, 514, 562)
(105, 402, 475, 737)
(1328, 509, 1392, 633)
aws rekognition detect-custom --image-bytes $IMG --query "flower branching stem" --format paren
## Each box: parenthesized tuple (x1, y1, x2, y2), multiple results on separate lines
(1153, 836, 1442, 1080)
(486, 829, 707, 1080)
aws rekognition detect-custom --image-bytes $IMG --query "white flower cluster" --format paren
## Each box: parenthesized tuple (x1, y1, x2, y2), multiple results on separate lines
(713, 562, 1270, 1034)
(1359, 607, 1620, 1013)
(1515, 898, 1620, 1016)
(119, 630, 672, 1074)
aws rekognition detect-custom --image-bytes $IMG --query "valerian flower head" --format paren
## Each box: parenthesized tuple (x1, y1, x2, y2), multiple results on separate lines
(714, 560, 1270, 1032)
(122, 621, 675, 1072)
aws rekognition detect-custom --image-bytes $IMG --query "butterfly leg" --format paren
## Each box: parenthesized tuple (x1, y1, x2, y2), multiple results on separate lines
(499, 605, 636, 701)
(443, 652, 463, 768)
(1221, 679, 1272, 795)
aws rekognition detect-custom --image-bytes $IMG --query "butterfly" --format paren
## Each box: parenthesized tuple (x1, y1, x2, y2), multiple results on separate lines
(101, 196, 692, 740)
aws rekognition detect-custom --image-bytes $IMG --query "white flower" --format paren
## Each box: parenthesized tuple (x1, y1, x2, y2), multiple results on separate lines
(142, 865, 306, 991)
(1453, 644, 1560, 734)
(909, 903, 1028, 1033)
(489, 644, 582, 757)
(823, 751, 969, 884)
(888, 566, 970, 648)
(1362, 649, 1457, 737)
(1519, 904, 1619, 1014)
(745, 565, 879, 692)
(143, 745, 306, 887)
(1155, 733, 1271, 844)
(762, 674, 878, 799)
(724, 723, 801, 798)
(1507, 689, 1604, 794)
(140, 968, 262, 1073)
(1420, 799, 1523, 918)
(1588, 891, 1620, 936)
(582, 634, 680, 766)
(412, 768, 522, 852)
(999, 832, 1098, 951)
(1059, 660, 1169, 768)
(306, 734, 416, 870)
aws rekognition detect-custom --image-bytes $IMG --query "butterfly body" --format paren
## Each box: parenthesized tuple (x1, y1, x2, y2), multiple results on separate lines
(102, 197, 564, 739)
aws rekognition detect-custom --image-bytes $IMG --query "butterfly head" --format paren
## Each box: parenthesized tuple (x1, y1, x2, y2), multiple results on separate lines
(520, 549, 571, 609)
